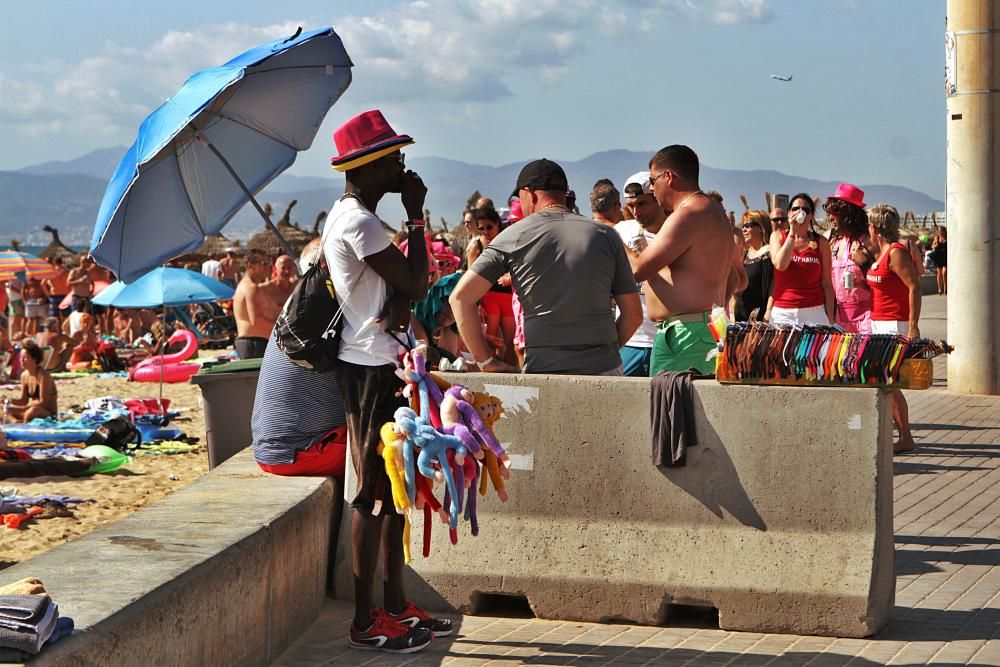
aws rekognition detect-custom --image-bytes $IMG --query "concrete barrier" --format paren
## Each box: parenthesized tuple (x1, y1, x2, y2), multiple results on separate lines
(0, 450, 332, 667)
(334, 375, 895, 638)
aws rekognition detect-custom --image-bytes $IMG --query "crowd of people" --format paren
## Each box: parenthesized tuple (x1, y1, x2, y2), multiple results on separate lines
(245, 108, 941, 655)
(0, 245, 303, 423)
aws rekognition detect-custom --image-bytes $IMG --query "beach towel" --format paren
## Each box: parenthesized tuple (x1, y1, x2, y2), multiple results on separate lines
(0, 595, 48, 623)
(139, 440, 200, 455)
(0, 599, 57, 654)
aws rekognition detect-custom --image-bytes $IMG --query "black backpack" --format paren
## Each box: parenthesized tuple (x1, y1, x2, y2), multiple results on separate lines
(85, 417, 141, 455)
(274, 254, 345, 372)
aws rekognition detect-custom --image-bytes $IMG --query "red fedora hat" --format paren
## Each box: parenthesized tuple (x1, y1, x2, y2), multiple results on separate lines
(827, 182, 865, 208)
(330, 109, 414, 172)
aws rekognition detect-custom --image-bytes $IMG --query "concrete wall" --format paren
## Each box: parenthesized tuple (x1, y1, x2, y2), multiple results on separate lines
(0, 451, 332, 667)
(334, 376, 895, 638)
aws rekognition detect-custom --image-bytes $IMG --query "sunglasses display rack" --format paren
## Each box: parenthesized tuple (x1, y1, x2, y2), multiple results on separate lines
(715, 323, 951, 390)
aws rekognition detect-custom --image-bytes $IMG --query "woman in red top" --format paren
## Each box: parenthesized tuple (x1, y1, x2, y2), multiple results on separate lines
(768, 193, 835, 325)
(866, 204, 922, 454)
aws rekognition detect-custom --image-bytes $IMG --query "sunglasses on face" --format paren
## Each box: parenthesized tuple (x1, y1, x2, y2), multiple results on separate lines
(478, 224, 497, 232)
(742, 223, 760, 230)
(790, 205, 812, 214)
(770, 216, 787, 223)
(649, 170, 667, 186)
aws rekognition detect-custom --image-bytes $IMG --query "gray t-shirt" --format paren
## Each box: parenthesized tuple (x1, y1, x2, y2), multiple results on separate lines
(471, 210, 639, 375)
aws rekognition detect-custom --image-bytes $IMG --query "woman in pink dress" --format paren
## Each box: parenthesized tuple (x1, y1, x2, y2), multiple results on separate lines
(823, 183, 875, 333)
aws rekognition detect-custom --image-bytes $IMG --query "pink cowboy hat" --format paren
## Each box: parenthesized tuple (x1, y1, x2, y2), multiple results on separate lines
(827, 182, 865, 208)
(330, 109, 414, 172)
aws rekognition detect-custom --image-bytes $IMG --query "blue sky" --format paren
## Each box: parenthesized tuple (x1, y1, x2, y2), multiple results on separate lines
(1, 1, 946, 198)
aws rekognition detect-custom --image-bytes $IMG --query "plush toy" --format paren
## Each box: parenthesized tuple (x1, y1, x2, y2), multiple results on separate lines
(400, 347, 445, 429)
(379, 421, 413, 562)
(440, 385, 484, 462)
(379, 422, 412, 518)
(473, 392, 510, 501)
(393, 406, 464, 529)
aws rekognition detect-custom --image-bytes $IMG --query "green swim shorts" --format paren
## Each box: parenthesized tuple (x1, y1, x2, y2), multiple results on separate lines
(649, 311, 717, 376)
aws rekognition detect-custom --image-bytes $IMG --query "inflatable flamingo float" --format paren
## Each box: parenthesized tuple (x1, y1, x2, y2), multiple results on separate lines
(128, 330, 200, 383)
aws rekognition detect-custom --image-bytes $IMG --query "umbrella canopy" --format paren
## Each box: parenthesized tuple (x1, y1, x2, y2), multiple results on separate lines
(89, 27, 352, 282)
(92, 267, 234, 308)
(0, 250, 58, 281)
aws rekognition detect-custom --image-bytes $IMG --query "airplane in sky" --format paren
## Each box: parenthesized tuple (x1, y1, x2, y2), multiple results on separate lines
(770, 74, 793, 82)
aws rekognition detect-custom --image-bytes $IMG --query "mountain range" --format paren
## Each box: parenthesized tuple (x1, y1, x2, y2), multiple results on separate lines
(1, 146, 944, 247)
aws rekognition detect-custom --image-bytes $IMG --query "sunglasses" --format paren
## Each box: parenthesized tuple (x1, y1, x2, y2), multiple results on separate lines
(770, 216, 787, 223)
(649, 170, 667, 186)
(741, 223, 761, 230)
(789, 205, 812, 214)
(478, 224, 497, 232)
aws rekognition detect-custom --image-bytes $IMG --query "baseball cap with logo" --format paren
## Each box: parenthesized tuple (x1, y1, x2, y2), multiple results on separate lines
(622, 171, 652, 198)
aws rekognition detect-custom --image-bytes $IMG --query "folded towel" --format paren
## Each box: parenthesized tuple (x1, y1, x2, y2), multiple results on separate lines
(0, 579, 46, 597)
(0, 600, 57, 654)
(0, 595, 49, 623)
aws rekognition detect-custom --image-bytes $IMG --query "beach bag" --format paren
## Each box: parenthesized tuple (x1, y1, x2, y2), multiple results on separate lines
(274, 258, 344, 372)
(85, 417, 141, 455)
(96, 341, 125, 373)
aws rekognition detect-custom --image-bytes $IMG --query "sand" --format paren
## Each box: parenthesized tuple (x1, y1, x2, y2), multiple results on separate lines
(0, 367, 215, 569)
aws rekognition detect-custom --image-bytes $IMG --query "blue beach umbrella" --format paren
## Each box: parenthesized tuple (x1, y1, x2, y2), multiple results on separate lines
(90, 27, 352, 283)
(92, 267, 234, 308)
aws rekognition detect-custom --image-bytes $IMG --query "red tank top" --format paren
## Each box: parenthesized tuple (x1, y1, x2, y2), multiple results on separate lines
(866, 243, 910, 321)
(772, 232, 825, 308)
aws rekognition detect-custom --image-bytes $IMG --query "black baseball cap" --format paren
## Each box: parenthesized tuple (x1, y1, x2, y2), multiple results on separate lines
(515, 159, 569, 192)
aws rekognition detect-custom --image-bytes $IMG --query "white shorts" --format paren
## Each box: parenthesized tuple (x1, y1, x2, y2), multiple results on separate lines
(871, 320, 905, 335)
(770, 305, 829, 327)
(25, 301, 48, 319)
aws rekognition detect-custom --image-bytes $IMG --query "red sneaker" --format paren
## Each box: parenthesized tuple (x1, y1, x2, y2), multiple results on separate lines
(388, 600, 454, 637)
(349, 609, 433, 653)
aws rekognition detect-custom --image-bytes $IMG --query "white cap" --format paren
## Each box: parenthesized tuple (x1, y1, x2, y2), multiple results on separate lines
(623, 171, 652, 197)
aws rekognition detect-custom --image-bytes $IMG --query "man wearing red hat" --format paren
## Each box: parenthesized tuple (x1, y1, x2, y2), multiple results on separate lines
(326, 109, 448, 653)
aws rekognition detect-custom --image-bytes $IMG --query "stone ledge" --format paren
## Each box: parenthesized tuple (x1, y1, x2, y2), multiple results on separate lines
(0, 449, 332, 667)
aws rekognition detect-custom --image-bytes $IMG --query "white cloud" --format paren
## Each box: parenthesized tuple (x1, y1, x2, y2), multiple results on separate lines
(0, 21, 304, 143)
(711, 0, 774, 24)
(0, 1, 773, 144)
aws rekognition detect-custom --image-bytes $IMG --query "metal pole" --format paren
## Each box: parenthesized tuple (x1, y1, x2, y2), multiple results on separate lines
(195, 133, 301, 268)
(946, 0, 1000, 394)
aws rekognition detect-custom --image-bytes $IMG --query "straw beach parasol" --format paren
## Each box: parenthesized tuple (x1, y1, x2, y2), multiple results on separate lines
(39, 226, 81, 264)
(247, 201, 317, 257)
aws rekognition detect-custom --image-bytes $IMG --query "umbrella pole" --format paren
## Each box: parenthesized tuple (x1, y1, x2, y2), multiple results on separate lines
(159, 304, 166, 416)
(195, 134, 301, 268)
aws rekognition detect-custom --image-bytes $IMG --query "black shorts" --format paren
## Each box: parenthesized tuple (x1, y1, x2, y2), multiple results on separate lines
(335, 361, 405, 514)
(234, 336, 269, 359)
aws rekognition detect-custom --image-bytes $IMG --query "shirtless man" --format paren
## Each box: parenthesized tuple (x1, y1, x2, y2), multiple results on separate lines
(43, 257, 70, 320)
(261, 255, 297, 309)
(219, 249, 241, 289)
(66, 256, 95, 313)
(232, 252, 278, 359)
(627, 145, 735, 376)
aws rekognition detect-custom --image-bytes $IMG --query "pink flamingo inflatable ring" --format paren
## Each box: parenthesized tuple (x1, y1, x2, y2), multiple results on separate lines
(128, 330, 200, 383)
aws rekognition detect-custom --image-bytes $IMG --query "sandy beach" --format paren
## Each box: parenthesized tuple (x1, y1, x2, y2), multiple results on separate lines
(0, 366, 214, 569)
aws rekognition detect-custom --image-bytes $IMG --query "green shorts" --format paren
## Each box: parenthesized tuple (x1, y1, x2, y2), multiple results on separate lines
(649, 312, 717, 376)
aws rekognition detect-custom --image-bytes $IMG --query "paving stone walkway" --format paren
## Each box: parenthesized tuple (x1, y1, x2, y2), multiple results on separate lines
(274, 295, 999, 665)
